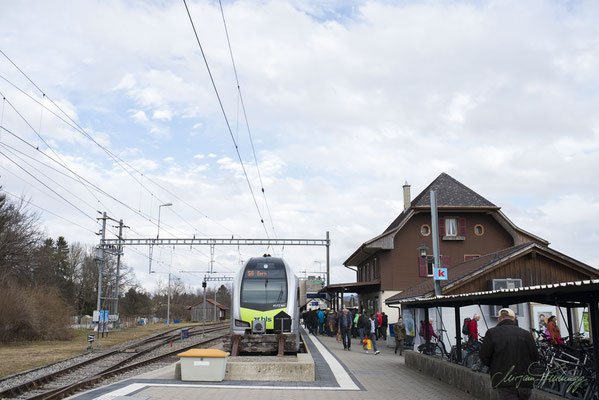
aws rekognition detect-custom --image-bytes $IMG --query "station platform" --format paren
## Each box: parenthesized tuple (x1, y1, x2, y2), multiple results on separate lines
(71, 331, 475, 400)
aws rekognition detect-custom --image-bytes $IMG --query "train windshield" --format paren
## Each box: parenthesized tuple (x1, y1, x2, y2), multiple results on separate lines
(241, 261, 287, 311)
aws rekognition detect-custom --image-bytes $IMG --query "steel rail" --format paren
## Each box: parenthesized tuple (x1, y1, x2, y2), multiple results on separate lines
(0, 323, 226, 399)
(27, 326, 229, 400)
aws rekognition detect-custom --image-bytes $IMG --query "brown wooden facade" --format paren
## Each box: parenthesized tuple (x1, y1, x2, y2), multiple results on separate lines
(354, 210, 545, 293)
(446, 249, 598, 296)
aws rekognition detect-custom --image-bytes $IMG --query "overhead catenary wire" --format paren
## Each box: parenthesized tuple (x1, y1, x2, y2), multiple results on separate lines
(182, 0, 270, 239)
(0, 125, 186, 238)
(0, 148, 96, 223)
(0, 141, 102, 215)
(0, 189, 96, 234)
(0, 88, 109, 220)
(0, 66, 238, 238)
(217, 0, 277, 240)
(0, 129, 240, 268)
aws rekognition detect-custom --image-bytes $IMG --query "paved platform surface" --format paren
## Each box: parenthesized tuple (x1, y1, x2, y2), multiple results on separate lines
(72, 331, 477, 400)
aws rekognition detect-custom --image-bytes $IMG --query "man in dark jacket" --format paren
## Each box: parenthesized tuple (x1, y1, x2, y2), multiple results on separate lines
(480, 308, 539, 400)
(338, 308, 353, 350)
(381, 312, 388, 340)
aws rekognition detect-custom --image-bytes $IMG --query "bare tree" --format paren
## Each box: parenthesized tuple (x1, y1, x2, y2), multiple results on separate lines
(0, 190, 41, 285)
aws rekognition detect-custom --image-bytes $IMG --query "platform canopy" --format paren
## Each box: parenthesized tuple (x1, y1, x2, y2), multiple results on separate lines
(393, 279, 599, 377)
(388, 279, 599, 308)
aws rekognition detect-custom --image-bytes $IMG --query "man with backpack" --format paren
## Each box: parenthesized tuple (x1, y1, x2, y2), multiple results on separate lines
(358, 312, 369, 345)
(463, 314, 480, 344)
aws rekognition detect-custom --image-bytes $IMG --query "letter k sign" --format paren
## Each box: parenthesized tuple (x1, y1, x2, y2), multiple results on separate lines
(434, 268, 448, 280)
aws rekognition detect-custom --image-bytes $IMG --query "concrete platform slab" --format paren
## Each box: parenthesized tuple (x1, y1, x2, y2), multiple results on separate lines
(69, 330, 479, 400)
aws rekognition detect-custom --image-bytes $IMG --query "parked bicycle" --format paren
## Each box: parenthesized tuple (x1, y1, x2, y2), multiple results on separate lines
(417, 329, 449, 358)
(532, 328, 597, 400)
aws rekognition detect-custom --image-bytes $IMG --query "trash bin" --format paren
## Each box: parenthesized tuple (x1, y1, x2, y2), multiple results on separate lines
(178, 349, 230, 381)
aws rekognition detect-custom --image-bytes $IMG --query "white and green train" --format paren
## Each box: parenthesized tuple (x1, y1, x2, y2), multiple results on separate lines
(231, 255, 300, 350)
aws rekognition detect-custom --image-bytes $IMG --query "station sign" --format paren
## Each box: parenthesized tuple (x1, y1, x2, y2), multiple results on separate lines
(434, 268, 448, 280)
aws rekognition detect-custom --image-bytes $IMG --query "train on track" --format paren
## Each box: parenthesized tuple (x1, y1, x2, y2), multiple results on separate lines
(231, 255, 300, 351)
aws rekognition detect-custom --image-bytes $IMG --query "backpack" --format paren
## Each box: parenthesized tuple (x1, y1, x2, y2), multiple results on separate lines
(462, 318, 471, 335)
(359, 315, 369, 329)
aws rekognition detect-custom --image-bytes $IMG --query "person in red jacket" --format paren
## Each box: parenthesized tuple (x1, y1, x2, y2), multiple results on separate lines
(468, 314, 481, 343)
(376, 311, 383, 340)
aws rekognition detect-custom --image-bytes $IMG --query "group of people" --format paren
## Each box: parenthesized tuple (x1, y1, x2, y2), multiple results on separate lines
(302, 308, 396, 355)
(306, 304, 566, 400)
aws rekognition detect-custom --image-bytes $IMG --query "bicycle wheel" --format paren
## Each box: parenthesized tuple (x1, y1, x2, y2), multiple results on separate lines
(433, 343, 443, 358)
(438, 341, 448, 359)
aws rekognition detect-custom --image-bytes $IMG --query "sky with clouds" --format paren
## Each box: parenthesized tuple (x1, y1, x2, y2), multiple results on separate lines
(0, 0, 598, 293)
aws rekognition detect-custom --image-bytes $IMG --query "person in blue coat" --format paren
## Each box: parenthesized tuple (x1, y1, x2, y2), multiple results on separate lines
(318, 309, 325, 335)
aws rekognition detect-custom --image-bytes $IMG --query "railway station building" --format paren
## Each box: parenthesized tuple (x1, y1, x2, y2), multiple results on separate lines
(324, 172, 599, 342)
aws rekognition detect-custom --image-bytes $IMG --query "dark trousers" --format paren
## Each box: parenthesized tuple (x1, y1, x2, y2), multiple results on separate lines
(497, 387, 532, 400)
(341, 328, 351, 349)
(367, 331, 379, 351)
(395, 338, 404, 355)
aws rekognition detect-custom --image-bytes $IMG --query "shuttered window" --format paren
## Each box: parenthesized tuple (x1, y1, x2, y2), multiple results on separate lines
(439, 217, 467, 238)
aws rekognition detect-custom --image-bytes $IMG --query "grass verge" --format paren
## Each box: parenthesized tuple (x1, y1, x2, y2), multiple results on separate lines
(0, 322, 212, 378)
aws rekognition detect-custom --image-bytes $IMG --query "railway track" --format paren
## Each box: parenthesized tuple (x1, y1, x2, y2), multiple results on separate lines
(0, 322, 230, 400)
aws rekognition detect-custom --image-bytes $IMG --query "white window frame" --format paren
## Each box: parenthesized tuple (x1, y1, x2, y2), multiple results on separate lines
(445, 218, 458, 237)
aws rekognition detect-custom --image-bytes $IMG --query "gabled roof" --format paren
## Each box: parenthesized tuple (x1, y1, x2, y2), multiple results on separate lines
(186, 298, 229, 310)
(385, 242, 599, 304)
(344, 173, 547, 267)
(384, 173, 497, 234)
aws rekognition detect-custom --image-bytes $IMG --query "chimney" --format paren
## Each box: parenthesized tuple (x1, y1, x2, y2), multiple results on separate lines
(403, 181, 411, 211)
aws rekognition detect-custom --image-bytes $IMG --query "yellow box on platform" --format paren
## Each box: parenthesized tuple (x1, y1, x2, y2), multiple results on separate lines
(178, 349, 230, 381)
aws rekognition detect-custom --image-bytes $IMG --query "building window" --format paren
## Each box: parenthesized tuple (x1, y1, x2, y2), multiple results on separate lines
(426, 256, 434, 276)
(420, 224, 431, 236)
(474, 224, 484, 236)
(445, 218, 458, 236)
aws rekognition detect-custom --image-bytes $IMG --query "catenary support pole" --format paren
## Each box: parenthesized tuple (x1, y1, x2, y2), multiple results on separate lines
(114, 219, 123, 318)
(326, 231, 330, 292)
(430, 191, 442, 297)
(202, 278, 207, 337)
(167, 271, 171, 326)
(96, 212, 107, 312)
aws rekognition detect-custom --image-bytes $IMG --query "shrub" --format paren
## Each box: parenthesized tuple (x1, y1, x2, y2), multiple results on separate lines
(0, 283, 73, 342)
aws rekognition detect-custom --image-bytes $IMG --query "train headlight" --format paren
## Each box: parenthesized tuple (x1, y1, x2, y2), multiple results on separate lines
(234, 319, 250, 327)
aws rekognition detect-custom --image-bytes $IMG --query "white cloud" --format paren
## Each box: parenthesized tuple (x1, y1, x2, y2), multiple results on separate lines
(1, 0, 598, 294)
(152, 109, 172, 121)
(131, 110, 148, 123)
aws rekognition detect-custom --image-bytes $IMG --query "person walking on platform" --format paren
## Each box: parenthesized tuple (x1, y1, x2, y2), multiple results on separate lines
(318, 308, 325, 335)
(467, 314, 480, 345)
(381, 312, 388, 340)
(394, 316, 406, 355)
(339, 308, 353, 351)
(376, 311, 383, 340)
(353, 312, 360, 339)
(309, 310, 318, 335)
(366, 314, 380, 354)
(480, 308, 539, 400)
(327, 309, 336, 337)
(358, 312, 368, 345)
